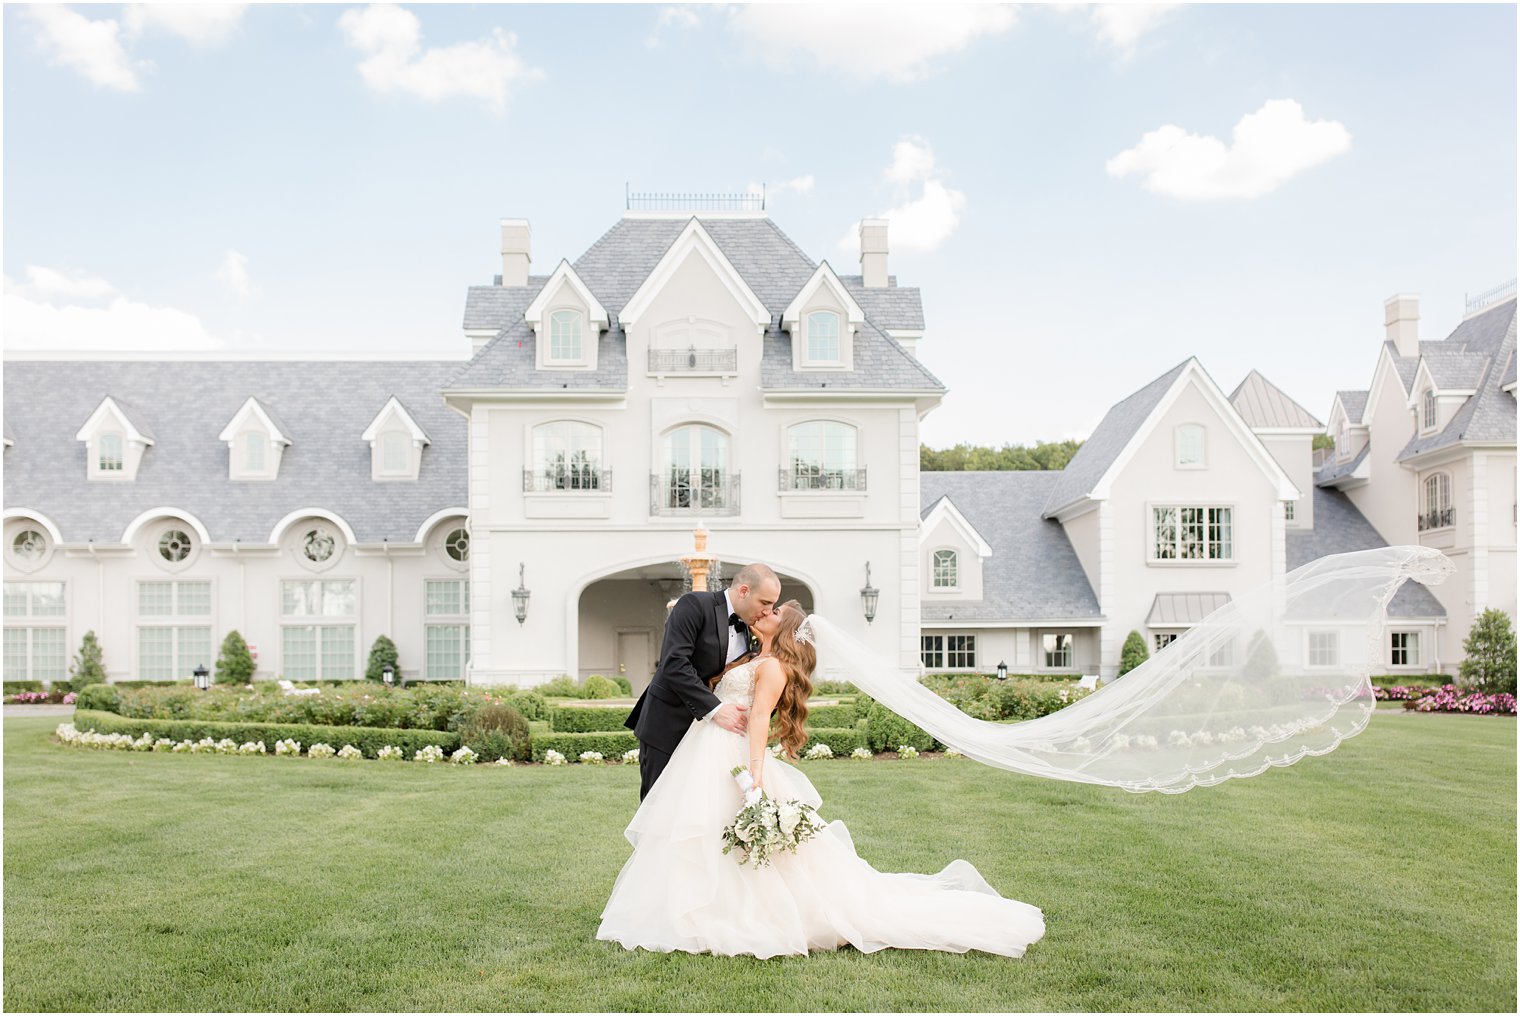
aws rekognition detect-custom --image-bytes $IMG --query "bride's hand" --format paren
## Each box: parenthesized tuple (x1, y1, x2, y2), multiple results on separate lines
(747, 758, 764, 792)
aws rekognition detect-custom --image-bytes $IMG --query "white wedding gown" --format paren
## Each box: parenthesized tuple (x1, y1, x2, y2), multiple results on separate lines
(596, 658, 1047, 959)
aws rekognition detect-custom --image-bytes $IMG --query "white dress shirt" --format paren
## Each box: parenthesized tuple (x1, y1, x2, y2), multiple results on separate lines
(703, 589, 749, 721)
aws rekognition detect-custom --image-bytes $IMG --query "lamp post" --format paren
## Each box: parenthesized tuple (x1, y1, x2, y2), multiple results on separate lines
(193, 664, 210, 691)
(512, 563, 530, 625)
(382, 663, 395, 686)
(997, 660, 1008, 681)
(859, 562, 879, 625)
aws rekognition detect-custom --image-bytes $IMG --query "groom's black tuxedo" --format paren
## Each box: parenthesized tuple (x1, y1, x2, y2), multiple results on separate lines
(626, 589, 746, 799)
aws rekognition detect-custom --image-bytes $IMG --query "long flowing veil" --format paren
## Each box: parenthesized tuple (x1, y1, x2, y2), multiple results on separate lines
(808, 545, 1454, 794)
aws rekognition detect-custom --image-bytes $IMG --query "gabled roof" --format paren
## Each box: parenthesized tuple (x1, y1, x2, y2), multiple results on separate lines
(1332, 390, 1368, 425)
(360, 396, 431, 445)
(4, 360, 467, 544)
(1416, 350, 1488, 392)
(1396, 297, 1517, 461)
(920, 494, 993, 557)
(523, 260, 609, 330)
(1230, 370, 1323, 430)
(1315, 442, 1369, 487)
(760, 318, 943, 392)
(217, 396, 293, 445)
(1286, 487, 1446, 618)
(920, 471, 1102, 622)
(782, 261, 864, 328)
(615, 218, 771, 330)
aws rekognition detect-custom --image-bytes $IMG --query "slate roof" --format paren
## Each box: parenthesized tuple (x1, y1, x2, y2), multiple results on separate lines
(3, 360, 467, 544)
(1286, 488, 1446, 618)
(1315, 442, 1369, 486)
(448, 215, 941, 393)
(1041, 359, 1190, 517)
(1230, 369, 1323, 429)
(1334, 389, 1368, 424)
(1502, 348, 1517, 390)
(1396, 297, 1517, 461)
(1421, 350, 1490, 390)
(919, 471, 1102, 622)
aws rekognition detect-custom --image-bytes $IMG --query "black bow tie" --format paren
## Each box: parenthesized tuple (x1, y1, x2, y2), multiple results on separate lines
(728, 612, 746, 630)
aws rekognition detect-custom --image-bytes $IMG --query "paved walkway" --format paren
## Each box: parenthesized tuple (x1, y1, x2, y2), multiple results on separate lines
(4, 704, 75, 717)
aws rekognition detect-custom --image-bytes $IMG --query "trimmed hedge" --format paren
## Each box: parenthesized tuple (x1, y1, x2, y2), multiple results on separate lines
(74, 684, 122, 713)
(70, 709, 460, 758)
(803, 727, 865, 755)
(804, 704, 858, 729)
(550, 705, 632, 733)
(531, 731, 638, 762)
(4, 681, 45, 694)
(865, 702, 937, 753)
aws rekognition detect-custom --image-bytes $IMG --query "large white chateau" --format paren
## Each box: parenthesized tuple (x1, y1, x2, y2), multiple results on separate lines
(3, 206, 1513, 689)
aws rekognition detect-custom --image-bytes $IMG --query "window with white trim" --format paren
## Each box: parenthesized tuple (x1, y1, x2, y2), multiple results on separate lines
(931, 549, 958, 589)
(531, 421, 604, 491)
(661, 424, 731, 511)
(380, 431, 410, 475)
(136, 580, 212, 681)
(1421, 389, 1437, 430)
(1337, 421, 1349, 457)
(280, 579, 356, 680)
(1308, 631, 1339, 667)
(921, 635, 942, 669)
(1152, 506, 1233, 561)
(1420, 473, 1453, 531)
(548, 310, 583, 362)
(1284, 500, 1296, 523)
(3, 581, 67, 682)
(1175, 424, 1206, 468)
(1390, 632, 1420, 667)
(98, 432, 124, 472)
(1043, 632, 1074, 669)
(786, 421, 860, 490)
(11, 529, 48, 565)
(1153, 632, 1177, 654)
(425, 578, 471, 680)
(806, 311, 840, 363)
(241, 431, 266, 473)
(921, 635, 975, 670)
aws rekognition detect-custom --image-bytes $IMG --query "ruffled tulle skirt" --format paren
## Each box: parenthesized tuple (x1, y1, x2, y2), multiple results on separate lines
(596, 720, 1046, 959)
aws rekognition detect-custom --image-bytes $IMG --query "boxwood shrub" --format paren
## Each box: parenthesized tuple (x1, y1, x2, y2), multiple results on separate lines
(804, 704, 857, 729)
(73, 684, 122, 714)
(550, 705, 632, 733)
(803, 727, 865, 755)
(531, 731, 638, 762)
(4, 681, 44, 694)
(70, 709, 460, 758)
(865, 701, 936, 753)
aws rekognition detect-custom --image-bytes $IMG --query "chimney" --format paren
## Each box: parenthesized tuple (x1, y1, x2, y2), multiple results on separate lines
(859, 218, 889, 289)
(1384, 293, 1419, 358)
(500, 218, 531, 287)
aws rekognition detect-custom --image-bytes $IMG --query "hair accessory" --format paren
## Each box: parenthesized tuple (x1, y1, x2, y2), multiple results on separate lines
(794, 615, 816, 646)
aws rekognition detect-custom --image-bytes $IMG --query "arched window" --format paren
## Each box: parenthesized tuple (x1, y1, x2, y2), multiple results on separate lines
(530, 421, 603, 490)
(98, 432, 124, 472)
(549, 310, 583, 362)
(661, 425, 731, 512)
(932, 549, 958, 588)
(241, 431, 266, 473)
(806, 311, 840, 363)
(786, 421, 861, 489)
(1420, 473, 1453, 531)
(1175, 424, 1205, 468)
(1421, 389, 1437, 430)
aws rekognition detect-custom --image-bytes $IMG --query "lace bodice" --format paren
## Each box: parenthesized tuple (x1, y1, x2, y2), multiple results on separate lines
(712, 657, 761, 707)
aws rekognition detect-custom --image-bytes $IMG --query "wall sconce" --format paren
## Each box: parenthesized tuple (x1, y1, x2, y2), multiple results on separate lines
(512, 562, 531, 625)
(859, 561, 879, 625)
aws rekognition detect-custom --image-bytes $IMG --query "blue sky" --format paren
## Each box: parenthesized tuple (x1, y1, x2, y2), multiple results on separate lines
(4, 3, 1515, 447)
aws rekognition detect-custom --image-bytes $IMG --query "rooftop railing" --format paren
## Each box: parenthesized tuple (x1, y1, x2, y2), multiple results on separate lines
(626, 186, 764, 212)
(1465, 279, 1517, 316)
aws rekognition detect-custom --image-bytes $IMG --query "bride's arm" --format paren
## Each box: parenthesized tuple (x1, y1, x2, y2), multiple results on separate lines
(747, 660, 786, 789)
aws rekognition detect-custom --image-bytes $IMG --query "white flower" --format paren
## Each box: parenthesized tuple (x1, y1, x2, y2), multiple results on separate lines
(767, 744, 783, 758)
(579, 751, 604, 765)
(450, 746, 477, 765)
(337, 744, 364, 760)
(1110, 734, 1131, 750)
(495, 757, 515, 766)
(413, 744, 444, 763)
(1167, 730, 1193, 748)
(239, 741, 266, 755)
(1136, 734, 1159, 749)
(778, 802, 802, 837)
(851, 747, 873, 760)
(1071, 736, 1092, 753)
(1194, 730, 1216, 746)
(897, 745, 919, 759)
(804, 742, 833, 760)
(621, 748, 640, 764)
(308, 743, 336, 759)
(274, 739, 302, 756)
(377, 745, 405, 761)
(942, 746, 963, 758)
(543, 749, 567, 766)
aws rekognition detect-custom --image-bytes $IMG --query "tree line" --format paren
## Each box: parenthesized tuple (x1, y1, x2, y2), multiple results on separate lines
(920, 439, 1084, 472)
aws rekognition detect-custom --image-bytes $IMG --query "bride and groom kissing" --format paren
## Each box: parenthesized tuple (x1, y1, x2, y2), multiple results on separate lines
(598, 562, 1046, 960)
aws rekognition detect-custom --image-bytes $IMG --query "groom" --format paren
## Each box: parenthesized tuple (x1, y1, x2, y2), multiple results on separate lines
(625, 562, 781, 800)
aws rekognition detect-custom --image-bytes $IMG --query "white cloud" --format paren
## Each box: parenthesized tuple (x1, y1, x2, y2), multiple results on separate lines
(24, 4, 151, 92)
(337, 4, 543, 114)
(216, 250, 254, 298)
(840, 138, 967, 254)
(1088, 3, 1180, 58)
(1106, 99, 1353, 200)
(728, 3, 1016, 82)
(4, 268, 223, 352)
(646, 5, 700, 49)
(122, 4, 248, 48)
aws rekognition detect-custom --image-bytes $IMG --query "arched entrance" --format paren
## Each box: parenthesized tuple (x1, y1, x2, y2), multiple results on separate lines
(575, 564, 816, 694)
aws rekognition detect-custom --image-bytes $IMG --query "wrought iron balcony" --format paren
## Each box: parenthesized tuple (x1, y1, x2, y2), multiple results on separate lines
(779, 467, 868, 491)
(648, 346, 738, 374)
(650, 472, 741, 516)
(1417, 507, 1455, 531)
(523, 468, 611, 493)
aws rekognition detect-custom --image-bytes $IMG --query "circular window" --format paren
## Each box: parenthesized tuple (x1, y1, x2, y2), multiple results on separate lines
(445, 528, 470, 562)
(303, 529, 336, 563)
(13, 530, 46, 562)
(158, 529, 193, 562)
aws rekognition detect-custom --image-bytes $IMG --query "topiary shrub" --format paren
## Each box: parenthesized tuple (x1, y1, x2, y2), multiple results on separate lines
(581, 674, 621, 699)
(1119, 630, 1149, 677)
(853, 691, 876, 723)
(612, 674, 633, 696)
(215, 630, 256, 685)
(500, 691, 550, 722)
(457, 702, 531, 762)
(538, 675, 580, 698)
(865, 702, 935, 753)
(365, 635, 401, 683)
(68, 631, 108, 692)
(73, 683, 122, 714)
(1460, 608, 1517, 695)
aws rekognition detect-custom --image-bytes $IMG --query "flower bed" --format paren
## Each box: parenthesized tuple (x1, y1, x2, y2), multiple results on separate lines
(53, 722, 499, 763)
(1406, 685, 1517, 715)
(5, 690, 76, 705)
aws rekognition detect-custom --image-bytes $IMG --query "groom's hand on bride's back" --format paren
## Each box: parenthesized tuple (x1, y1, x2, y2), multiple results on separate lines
(711, 702, 748, 733)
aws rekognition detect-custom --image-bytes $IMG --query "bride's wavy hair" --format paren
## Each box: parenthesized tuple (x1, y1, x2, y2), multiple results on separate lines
(770, 600, 816, 759)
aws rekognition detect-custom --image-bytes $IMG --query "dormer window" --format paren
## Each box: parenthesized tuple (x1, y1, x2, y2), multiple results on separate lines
(380, 432, 409, 475)
(932, 549, 958, 588)
(99, 432, 124, 472)
(1337, 421, 1349, 457)
(240, 431, 266, 473)
(807, 312, 841, 363)
(361, 396, 430, 482)
(218, 397, 291, 481)
(76, 395, 154, 481)
(549, 310, 583, 362)
(1421, 388, 1437, 430)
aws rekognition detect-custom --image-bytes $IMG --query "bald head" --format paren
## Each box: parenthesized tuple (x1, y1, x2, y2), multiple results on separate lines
(728, 563, 780, 624)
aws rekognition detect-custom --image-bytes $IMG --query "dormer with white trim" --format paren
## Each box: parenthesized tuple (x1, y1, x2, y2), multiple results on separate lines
(524, 260, 609, 371)
(218, 396, 291, 481)
(361, 396, 431, 481)
(1408, 359, 1478, 437)
(75, 395, 154, 481)
(783, 261, 864, 372)
(1327, 392, 1369, 463)
(920, 495, 993, 602)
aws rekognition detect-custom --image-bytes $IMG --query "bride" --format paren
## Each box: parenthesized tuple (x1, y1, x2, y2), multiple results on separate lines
(596, 599, 1046, 960)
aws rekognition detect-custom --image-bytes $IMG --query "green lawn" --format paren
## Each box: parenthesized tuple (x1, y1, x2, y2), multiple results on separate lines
(4, 711, 1515, 1012)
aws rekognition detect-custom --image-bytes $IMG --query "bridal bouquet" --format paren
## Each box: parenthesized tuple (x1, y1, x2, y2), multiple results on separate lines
(721, 765, 827, 868)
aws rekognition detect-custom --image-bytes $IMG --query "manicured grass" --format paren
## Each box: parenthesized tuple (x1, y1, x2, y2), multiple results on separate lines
(4, 712, 1514, 1012)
